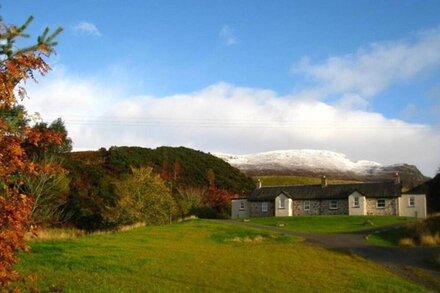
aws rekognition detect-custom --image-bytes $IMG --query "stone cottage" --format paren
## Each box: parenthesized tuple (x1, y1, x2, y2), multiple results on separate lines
(231, 175, 427, 219)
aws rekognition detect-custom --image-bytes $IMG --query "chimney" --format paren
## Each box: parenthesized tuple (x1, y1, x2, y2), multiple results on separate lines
(257, 178, 262, 189)
(394, 172, 400, 184)
(321, 175, 327, 188)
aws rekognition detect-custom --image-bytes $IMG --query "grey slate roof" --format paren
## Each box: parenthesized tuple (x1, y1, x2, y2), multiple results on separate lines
(248, 182, 401, 202)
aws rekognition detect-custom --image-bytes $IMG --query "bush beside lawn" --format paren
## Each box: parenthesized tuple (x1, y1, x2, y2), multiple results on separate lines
(367, 216, 440, 247)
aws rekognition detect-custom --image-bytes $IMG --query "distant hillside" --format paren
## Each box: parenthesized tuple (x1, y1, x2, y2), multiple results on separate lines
(255, 175, 359, 187)
(67, 146, 255, 195)
(216, 150, 429, 190)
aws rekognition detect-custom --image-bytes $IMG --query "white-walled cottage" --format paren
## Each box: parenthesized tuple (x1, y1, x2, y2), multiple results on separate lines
(231, 174, 427, 219)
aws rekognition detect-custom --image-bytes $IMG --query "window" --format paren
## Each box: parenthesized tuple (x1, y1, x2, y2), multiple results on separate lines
(262, 202, 268, 212)
(408, 197, 415, 207)
(279, 198, 285, 209)
(377, 199, 385, 208)
(329, 200, 338, 210)
(240, 201, 245, 210)
(353, 197, 360, 208)
(304, 200, 310, 211)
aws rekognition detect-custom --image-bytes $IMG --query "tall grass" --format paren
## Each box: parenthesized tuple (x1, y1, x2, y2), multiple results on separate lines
(406, 216, 440, 246)
(26, 222, 147, 241)
(369, 215, 440, 247)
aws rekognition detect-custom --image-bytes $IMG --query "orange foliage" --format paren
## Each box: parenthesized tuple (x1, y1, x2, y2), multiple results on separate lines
(0, 17, 62, 289)
(204, 186, 235, 215)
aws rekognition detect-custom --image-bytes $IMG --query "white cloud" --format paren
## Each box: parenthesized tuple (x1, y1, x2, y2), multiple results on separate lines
(219, 25, 238, 46)
(73, 21, 102, 37)
(294, 28, 440, 97)
(402, 103, 418, 120)
(336, 93, 369, 110)
(22, 76, 440, 176)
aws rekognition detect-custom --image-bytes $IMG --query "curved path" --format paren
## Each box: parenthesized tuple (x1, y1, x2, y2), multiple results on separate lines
(228, 220, 440, 291)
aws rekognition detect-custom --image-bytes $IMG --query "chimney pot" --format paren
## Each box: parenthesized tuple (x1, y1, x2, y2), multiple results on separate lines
(321, 175, 327, 188)
(394, 172, 400, 184)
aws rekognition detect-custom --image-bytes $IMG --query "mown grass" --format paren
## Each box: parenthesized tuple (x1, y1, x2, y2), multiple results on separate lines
(254, 175, 359, 186)
(15, 220, 426, 292)
(250, 215, 413, 233)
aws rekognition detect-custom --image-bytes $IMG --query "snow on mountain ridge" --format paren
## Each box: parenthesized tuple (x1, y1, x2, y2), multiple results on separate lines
(215, 149, 383, 174)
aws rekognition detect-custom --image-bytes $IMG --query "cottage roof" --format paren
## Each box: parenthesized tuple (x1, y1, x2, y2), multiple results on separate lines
(248, 182, 401, 201)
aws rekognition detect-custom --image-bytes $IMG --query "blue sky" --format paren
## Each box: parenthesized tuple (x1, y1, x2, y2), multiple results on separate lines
(4, 1, 440, 175)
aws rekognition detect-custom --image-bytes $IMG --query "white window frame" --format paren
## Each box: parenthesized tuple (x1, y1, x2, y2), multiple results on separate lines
(261, 202, 268, 212)
(376, 199, 386, 209)
(304, 200, 310, 211)
(239, 201, 245, 210)
(329, 200, 338, 210)
(408, 197, 415, 207)
(353, 197, 360, 208)
(279, 198, 285, 209)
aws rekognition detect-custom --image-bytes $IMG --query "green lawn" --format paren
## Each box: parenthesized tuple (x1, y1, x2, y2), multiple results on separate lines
(249, 215, 413, 233)
(14, 220, 426, 292)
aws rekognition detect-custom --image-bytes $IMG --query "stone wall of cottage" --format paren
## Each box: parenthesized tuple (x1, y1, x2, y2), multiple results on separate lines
(366, 198, 398, 216)
(291, 199, 348, 215)
(250, 201, 275, 217)
(320, 199, 348, 215)
(292, 200, 320, 215)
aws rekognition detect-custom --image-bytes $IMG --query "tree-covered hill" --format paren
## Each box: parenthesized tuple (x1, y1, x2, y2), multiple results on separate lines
(61, 146, 255, 230)
(101, 146, 255, 195)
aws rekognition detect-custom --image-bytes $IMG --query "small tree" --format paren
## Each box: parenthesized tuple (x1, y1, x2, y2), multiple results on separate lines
(21, 156, 70, 226)
(113, 167, 177, 225)
(206, 168, 215, 186)
(175, 185, 206, 218)
(0, 15, 62, 287)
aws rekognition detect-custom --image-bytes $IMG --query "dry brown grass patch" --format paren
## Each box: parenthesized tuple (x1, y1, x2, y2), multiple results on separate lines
(398, 237, 415, 247)
(419, 233, 440, 246)
(226, 235, 266, 243)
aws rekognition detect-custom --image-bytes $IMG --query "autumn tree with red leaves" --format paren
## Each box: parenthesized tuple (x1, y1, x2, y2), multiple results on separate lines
(0, 16, 62, 288)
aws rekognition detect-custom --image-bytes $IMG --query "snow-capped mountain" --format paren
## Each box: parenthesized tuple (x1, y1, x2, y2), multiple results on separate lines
(215, 150, 428, 189)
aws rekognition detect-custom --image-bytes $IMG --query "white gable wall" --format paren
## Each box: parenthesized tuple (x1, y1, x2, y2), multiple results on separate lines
(275, 193, 292, 217)
(348, 191, 366, 216)
(231, 199, 249, 219)
(399, 194, 427, 218)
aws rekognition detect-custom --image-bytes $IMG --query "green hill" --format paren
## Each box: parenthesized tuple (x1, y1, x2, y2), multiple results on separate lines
(102, 146, 254, 194)
(62, 146, 255, 229)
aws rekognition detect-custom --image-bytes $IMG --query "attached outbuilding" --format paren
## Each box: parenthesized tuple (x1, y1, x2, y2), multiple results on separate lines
(398, 194, 427, 218)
